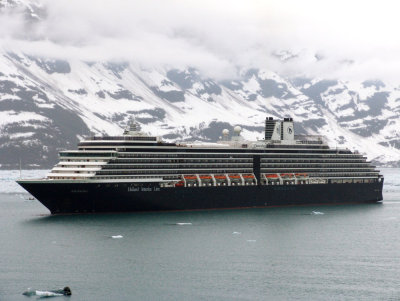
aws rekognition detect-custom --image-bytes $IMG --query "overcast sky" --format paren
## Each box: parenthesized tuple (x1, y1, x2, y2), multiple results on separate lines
(1, 0, 400, 81)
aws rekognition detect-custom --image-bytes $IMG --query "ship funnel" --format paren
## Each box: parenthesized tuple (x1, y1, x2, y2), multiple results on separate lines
(265, 117, 294, 141)
(282, 117, 294, 140)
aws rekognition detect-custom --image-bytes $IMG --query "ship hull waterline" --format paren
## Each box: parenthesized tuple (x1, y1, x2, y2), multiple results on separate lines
(17, 180, 384, 214)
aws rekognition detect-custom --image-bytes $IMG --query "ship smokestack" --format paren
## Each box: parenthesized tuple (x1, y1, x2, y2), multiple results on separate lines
(264, 117, 294, 141)
(282, 118, 294, 140)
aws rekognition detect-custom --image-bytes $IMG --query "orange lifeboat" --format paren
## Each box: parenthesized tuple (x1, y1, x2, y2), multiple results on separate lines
(184, 175, 197, 180)
(200, 175, 212, 179)
(229, 174, 241, 179)
(265, 174, 279, 178)
(175, 181, 184, 187)
(214, 175, 226, 180)
(243, 174, 255, 179)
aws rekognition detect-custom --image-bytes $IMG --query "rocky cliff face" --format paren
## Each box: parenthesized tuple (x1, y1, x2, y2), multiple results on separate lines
(1, 0, 400, 168)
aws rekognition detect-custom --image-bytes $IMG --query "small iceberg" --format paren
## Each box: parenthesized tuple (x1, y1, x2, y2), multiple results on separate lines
(175, 223, 192, 226)
(111, 235, 123, 239)
(23, 286, 71, 297)
(36, 291, 63, 297)
(311, 211, 324, 215)
(232, 232, 241, 235)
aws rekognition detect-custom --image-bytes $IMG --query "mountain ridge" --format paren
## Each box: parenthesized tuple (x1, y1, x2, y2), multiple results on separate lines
(1, 51, 400, 169)
(1, 0, 400, 168)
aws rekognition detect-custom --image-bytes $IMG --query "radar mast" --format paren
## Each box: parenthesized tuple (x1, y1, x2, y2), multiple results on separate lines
(123, 117, 146, 136)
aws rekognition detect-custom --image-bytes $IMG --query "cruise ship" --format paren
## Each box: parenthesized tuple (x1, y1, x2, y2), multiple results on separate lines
(17, 117, 384, 214)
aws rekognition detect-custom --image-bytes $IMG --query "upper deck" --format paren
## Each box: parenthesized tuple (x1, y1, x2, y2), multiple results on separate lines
(44, 117, 382, 184)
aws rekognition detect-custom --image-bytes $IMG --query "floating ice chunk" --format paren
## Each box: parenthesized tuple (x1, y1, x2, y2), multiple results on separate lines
(232, 232, 241, 235)
(111, 235, 123, 239)
(176, 223, 192, 225)
(23, 286, 71, 297)
(23, 289, 63, 297)
(36, 290, 63, 297)
(311, 211, 324, 215)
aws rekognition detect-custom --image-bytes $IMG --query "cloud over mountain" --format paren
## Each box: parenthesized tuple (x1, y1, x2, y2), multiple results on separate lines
(2, 0, 400, 81)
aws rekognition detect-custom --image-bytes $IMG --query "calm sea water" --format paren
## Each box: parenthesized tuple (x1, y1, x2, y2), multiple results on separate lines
(0, 169, 399, 300)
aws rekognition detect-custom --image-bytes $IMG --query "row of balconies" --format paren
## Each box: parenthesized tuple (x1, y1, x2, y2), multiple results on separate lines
(116, 152, 365, 159)
(95, 168, 379, 177)
(260, 163, 373, 168)
(103, 163, 253, 169)
(109, 158, 367, 164)
(96, 168, 252, 175)
(99, 163, 374, 170)
(112, 158, 253, 163)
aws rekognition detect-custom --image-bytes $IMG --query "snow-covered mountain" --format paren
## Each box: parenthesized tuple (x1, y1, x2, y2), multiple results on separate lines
(1, 0, 400, 168)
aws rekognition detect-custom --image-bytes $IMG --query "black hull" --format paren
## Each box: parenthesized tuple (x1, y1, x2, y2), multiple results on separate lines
(17, 181, 384, 214)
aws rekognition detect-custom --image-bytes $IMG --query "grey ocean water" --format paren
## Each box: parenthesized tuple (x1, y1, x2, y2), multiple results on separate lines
(0, 169, 400, 301)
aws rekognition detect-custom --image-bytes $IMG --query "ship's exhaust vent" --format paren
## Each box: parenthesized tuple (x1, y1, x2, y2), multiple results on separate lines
(265, 117, 294, 141)
(265, 117, 276, 140)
